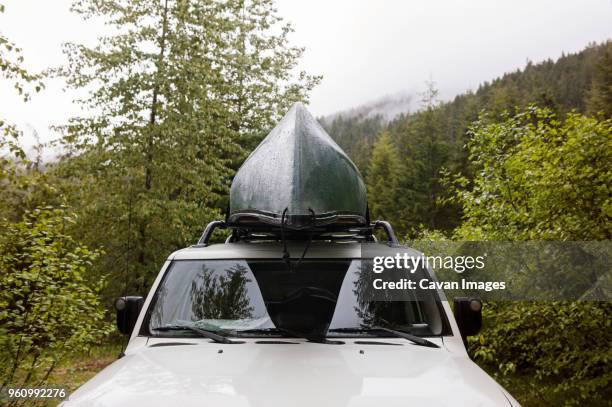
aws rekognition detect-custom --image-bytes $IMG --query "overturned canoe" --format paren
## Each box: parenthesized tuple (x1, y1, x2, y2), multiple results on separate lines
(228, 102, 368, 230)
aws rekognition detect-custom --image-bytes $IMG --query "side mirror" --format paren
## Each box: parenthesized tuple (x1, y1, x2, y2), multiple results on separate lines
(453, 297, 482, 345)
(115, 296, 144, 335)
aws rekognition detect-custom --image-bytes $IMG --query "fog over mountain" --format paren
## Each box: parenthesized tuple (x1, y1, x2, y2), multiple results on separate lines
(319, 91, 417, 126)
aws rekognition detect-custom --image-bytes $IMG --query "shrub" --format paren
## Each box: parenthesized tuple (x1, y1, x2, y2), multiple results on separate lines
(0, 206, 111, 405)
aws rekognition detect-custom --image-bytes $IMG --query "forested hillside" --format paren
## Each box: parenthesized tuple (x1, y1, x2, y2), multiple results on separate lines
(320, 113, 385, 173)
(323, 41, 612, 237)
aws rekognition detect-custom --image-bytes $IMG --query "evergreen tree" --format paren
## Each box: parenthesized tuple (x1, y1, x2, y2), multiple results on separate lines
(390, 80, 458, 235)
(587, 41, 612, 118)
(366, 132, 401, 223)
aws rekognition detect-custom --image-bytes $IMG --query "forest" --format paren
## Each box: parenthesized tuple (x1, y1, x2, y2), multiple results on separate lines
(1, 0, 611, 406)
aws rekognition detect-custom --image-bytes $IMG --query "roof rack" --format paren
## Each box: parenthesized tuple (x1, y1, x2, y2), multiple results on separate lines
(194, 219, 399, 247)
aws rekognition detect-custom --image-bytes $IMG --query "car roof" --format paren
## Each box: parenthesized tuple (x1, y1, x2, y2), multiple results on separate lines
(168, 241, 422, 261)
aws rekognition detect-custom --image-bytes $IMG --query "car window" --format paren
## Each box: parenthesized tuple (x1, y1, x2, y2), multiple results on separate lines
(147, 260, 274, 332)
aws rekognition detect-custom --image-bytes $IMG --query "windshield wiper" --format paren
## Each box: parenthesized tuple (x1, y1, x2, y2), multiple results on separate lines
(329, 326, 440, 348)
(151, 324, 244, 344)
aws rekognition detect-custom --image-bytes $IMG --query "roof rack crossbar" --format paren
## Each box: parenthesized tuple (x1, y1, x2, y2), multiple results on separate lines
(197, 220, 226, 246)
(372, 220, 399, 244)
(195, 219, 399, 246)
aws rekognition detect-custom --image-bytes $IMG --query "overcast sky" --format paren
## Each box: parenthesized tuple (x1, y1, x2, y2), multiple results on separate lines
(1, 0, 611, 149)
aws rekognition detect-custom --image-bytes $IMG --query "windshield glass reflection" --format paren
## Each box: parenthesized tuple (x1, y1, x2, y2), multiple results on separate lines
(146, 259, 446, 338)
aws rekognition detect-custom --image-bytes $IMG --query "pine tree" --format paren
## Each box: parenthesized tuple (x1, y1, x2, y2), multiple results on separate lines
(366, 132, 401, 223)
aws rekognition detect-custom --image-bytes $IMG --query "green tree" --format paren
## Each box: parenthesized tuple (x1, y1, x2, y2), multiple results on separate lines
(390, 80, 459, 235)
(448, 107, 612, 406)
(55, 0, 320, 293)
(366, 132, 401, 223)
(587, 41, 612, 118)
(321, 113, 385, 175)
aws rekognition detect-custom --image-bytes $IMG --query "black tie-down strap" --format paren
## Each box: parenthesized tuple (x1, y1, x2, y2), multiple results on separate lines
(280, 208, 316, 270)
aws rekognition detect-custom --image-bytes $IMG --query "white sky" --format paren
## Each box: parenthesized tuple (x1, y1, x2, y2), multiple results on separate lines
(1, 0, 611, 150)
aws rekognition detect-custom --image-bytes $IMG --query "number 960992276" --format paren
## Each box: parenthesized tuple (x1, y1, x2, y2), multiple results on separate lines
(4, 387, 67, 399)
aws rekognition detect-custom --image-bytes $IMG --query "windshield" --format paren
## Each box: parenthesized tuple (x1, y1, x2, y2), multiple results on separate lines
(143, 259, 449, 338)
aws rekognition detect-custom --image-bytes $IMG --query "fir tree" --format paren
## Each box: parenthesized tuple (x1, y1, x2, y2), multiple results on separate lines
(366, 132, 401, 223)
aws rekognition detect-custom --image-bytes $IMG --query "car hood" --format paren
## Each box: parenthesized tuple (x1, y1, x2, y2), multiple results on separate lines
(65, 339, 510, 407)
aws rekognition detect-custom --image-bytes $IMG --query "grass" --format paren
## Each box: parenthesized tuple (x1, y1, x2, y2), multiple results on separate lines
(43, 342, 123, 406)
(2, 342, 121, 407)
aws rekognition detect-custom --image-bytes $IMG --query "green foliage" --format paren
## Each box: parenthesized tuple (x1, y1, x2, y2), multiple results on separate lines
(356, 81, 461, 236)
(0, 2, 50, 221)
(448, 107, 612, 406)
(0, 3, 44, 101)
(0, 207, 111, 403)
(0, 126, 59, 225)
(366, 132, 401, 223)
(53, 0, 320, 294)
(473, 301, 612, 406)
(0, 123, 25, 189)
(450, 107, 611, 241)
(470, 42, 608, 117)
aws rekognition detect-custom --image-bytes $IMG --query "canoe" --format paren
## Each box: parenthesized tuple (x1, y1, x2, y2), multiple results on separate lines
(228, 102, 368, 230)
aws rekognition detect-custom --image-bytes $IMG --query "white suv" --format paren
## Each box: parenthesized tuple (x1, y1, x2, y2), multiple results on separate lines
(62, 239, 520, 407)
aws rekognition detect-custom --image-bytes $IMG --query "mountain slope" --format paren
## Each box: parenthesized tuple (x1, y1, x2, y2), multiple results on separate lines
(321, 41, 612, 235)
